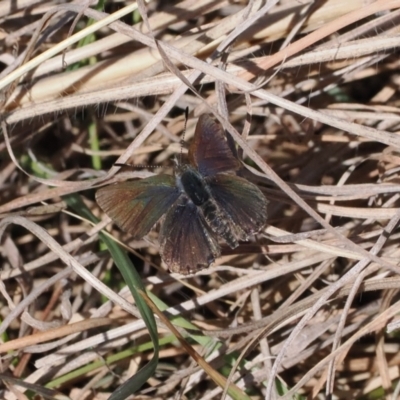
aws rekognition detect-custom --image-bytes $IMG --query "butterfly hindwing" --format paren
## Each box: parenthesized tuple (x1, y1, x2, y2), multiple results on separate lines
(96, 175, 180, 239)
(188, 114, 240, 176)
(159, 196, 220, 274)
(207, 174, 267, 238)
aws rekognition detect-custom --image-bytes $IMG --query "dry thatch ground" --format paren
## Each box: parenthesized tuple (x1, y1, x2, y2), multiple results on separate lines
(1, 1, 400, 399)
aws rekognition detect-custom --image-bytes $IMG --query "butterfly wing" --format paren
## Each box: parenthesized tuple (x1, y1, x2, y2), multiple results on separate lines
(207, 174, 267, 239)
(96, 175, 180, 239)
(188, 114, 240, 176)
(159, 196, 220, 274)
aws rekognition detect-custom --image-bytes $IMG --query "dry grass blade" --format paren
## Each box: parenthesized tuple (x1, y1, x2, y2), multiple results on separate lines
(138, 289, 251, 400)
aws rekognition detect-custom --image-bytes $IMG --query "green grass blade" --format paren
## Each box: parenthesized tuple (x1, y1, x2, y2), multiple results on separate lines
(64, 194, 159, 400)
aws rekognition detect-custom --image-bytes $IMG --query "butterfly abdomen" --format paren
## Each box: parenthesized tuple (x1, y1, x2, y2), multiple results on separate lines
(201, 199, 238, 249)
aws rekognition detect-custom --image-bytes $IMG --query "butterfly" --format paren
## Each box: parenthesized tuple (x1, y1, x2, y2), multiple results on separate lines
(96, 114, 267, 275)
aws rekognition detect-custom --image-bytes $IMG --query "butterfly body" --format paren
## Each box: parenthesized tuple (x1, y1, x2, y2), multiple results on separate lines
(96, 114, 267, 275)
(176, 163, 239, 249)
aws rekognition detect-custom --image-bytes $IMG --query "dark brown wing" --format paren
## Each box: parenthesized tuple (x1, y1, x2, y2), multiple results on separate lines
(188, 114, 240, 176)
(159, 196, 220, 274)
(96, 175, 180, 239)
(206, 174, 267, 239)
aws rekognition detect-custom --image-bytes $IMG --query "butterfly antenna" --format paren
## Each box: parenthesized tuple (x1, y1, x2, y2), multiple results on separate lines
(114, 163, 162, 170)
(180, 107, 189, 165)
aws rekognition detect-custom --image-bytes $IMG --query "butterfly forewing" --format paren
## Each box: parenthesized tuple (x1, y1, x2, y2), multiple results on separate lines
(207, 174, 267, 237)
(159, 196, 220, 274)
(188, 114, 240, 176)
(96, 175, 180, 239)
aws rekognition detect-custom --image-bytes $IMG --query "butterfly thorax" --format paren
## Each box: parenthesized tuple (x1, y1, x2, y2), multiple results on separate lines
(176, 164, 210, 206)
(176, 164, 238, 249)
